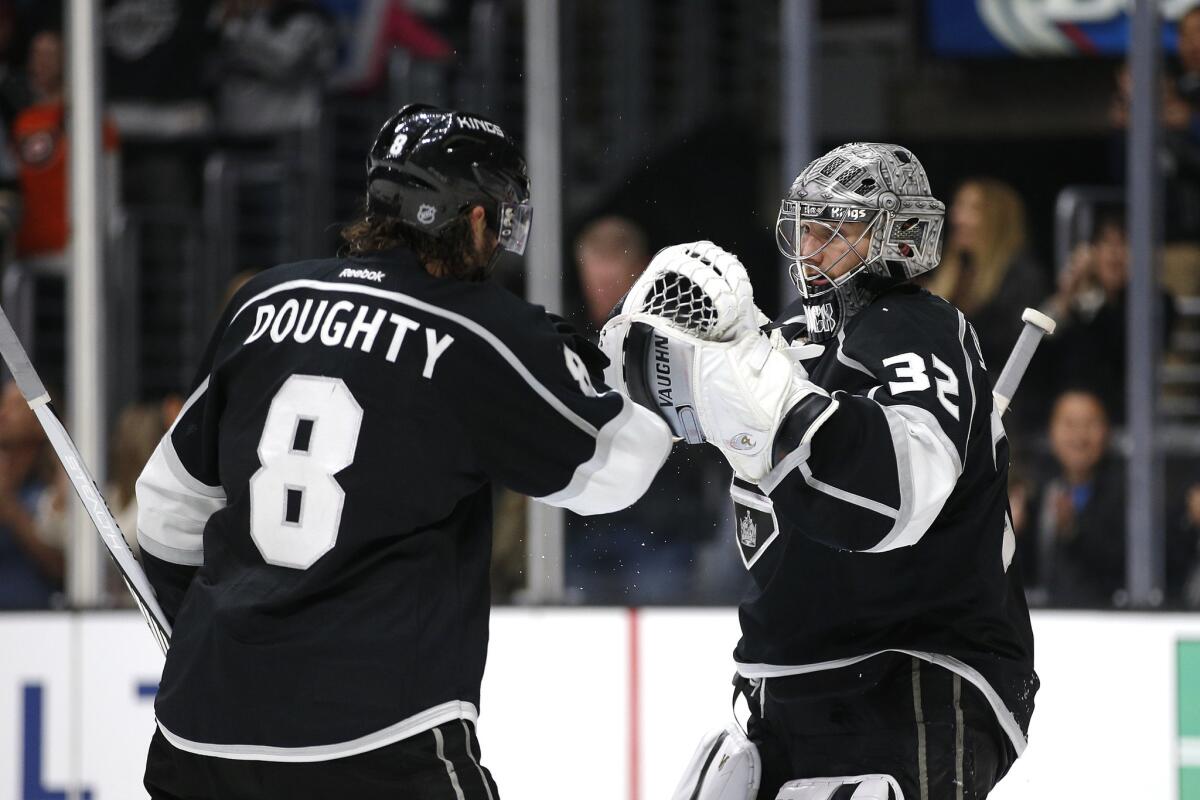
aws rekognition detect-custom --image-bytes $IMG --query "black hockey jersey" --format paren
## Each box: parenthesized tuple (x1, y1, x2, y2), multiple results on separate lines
(136, 249, 672, 759)
(733, 285, 1038, 757)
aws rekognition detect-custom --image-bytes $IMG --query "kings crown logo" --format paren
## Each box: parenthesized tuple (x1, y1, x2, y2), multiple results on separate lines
(739, 509, 757, 548)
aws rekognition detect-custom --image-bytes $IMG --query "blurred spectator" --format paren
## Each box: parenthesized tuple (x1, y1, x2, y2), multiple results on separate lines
(1179, 483, 1200, 607)
(105, 0, 215, 213)
(11, 28, 119, 260)
(1040, 212, 1176, 424)
(105, 0, 214, 140)
(211, 0, 337, 137)
(159, 392, 184, 430)
(489, 484, 526, 602)
(319, 0, 451, 93)
(1110, 4, 1200, 240)
(108, 402, 163, 554)
(1176, 4, 1200, 104)
(0, 380, 62, 608)
(1024, 390, 1126, 607)
(921, 178, 1048, 396)
(0, 0, 31, 131)
(563, 216, 732, 605)
(573, 215, 647, 334)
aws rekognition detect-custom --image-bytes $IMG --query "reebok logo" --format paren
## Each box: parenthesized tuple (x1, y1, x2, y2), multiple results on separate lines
(339, 268, 385, 283)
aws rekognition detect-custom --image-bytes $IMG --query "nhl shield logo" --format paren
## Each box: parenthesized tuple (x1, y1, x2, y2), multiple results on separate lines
(417, 204, 437, 225)
(739, 509, 757, 548)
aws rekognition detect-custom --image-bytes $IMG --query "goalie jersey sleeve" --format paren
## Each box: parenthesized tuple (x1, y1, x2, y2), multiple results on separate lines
(761, 289, 983, 553)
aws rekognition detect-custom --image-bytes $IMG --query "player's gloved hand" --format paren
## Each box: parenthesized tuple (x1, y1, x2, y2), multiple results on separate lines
(599, 240, 835, 480)
(599, 241, 763, 441)
(547, 312, 609, 374)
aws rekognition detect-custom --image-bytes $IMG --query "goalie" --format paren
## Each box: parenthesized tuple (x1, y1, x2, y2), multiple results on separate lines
(601, 143, 1037, 799)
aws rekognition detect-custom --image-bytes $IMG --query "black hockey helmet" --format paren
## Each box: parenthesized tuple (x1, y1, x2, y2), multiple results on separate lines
(366, 103, 532, 255)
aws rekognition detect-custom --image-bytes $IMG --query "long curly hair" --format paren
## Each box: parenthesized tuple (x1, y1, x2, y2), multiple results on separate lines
(339, 208, 481, 280)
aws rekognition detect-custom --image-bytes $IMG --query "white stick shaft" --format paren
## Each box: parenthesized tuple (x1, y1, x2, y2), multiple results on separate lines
(0, 305, 170, 653)
(993, 317, 1051, 417)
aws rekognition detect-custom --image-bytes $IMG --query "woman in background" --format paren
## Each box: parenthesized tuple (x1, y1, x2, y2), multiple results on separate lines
(923, 178, 1048, 378)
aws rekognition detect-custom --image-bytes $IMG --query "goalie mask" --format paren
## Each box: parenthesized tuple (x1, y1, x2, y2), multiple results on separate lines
(776, 142, 945, 342)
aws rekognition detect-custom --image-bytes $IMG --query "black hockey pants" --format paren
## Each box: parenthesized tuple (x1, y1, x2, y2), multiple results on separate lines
(742, 653, 1015, 800)
(144, 719, 500, 800)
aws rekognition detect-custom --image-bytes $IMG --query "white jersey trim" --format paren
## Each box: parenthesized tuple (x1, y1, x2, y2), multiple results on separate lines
(536, 396, 672, 515)
(956, 311, 978, 463)
(170, 376, 209, 436)
(157, 699, 480, 762)
(135, 438, 227, 566)
(865, 402, 961, 553)
(229, 279, 600, 438)
(734, 650, 1027, 756)
(835, 327, 874, 378)
(160, 376, 224, 496)
(137, 529, 204, 567)
(759, 396, 841, 496)
(792, 460, 899, 520)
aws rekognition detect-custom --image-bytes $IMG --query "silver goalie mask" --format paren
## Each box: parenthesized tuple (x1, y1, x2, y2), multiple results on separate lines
(776, 142, 946, 343)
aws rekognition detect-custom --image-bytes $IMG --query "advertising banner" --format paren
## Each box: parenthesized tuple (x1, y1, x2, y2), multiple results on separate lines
(927, 0, 1197, 57)
(2, 610, 1200, 799)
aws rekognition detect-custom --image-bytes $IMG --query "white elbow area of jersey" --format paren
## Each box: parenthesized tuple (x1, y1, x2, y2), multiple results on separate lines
(670, 725, 761, 800)
(776, 774, 904, 800)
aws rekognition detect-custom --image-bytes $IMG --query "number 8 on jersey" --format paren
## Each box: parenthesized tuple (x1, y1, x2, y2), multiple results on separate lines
(250, 374, 364, 569)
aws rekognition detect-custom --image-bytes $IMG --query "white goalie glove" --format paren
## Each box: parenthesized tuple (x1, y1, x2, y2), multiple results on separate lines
(600, 241, 833, 482)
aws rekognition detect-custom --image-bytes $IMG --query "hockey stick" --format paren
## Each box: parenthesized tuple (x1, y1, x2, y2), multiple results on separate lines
(0, 305, 170, 654)
(993, 308, 1056, 417)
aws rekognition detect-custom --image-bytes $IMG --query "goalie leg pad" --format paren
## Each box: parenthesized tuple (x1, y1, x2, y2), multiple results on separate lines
(670, 725, 762, 800)
(775, 774, 904, 800)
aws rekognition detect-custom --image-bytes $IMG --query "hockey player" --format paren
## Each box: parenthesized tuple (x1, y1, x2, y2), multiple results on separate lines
(602, 143, 1037, 799)
(136, 104, 672, 799)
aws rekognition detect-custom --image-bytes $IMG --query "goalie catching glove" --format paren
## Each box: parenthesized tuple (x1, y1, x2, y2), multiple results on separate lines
(599, 241, 838, 483)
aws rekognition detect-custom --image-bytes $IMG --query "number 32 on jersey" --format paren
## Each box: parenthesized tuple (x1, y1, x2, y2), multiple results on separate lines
(249, 374, 363, 569)
(881, 352, 960, 420)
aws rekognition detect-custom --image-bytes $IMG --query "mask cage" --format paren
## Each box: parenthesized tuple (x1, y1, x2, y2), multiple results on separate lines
(775, 201, 883, 299)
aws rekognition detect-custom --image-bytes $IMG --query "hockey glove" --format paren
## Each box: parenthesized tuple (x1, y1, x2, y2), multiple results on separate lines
(547, 312, 609, 375)
(599, 240, 766, 443)
(691, 330, 833, 482)
(599, 240, 834, 481)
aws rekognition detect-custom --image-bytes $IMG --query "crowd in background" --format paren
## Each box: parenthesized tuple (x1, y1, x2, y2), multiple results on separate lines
(0, 0, 1199, 611)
